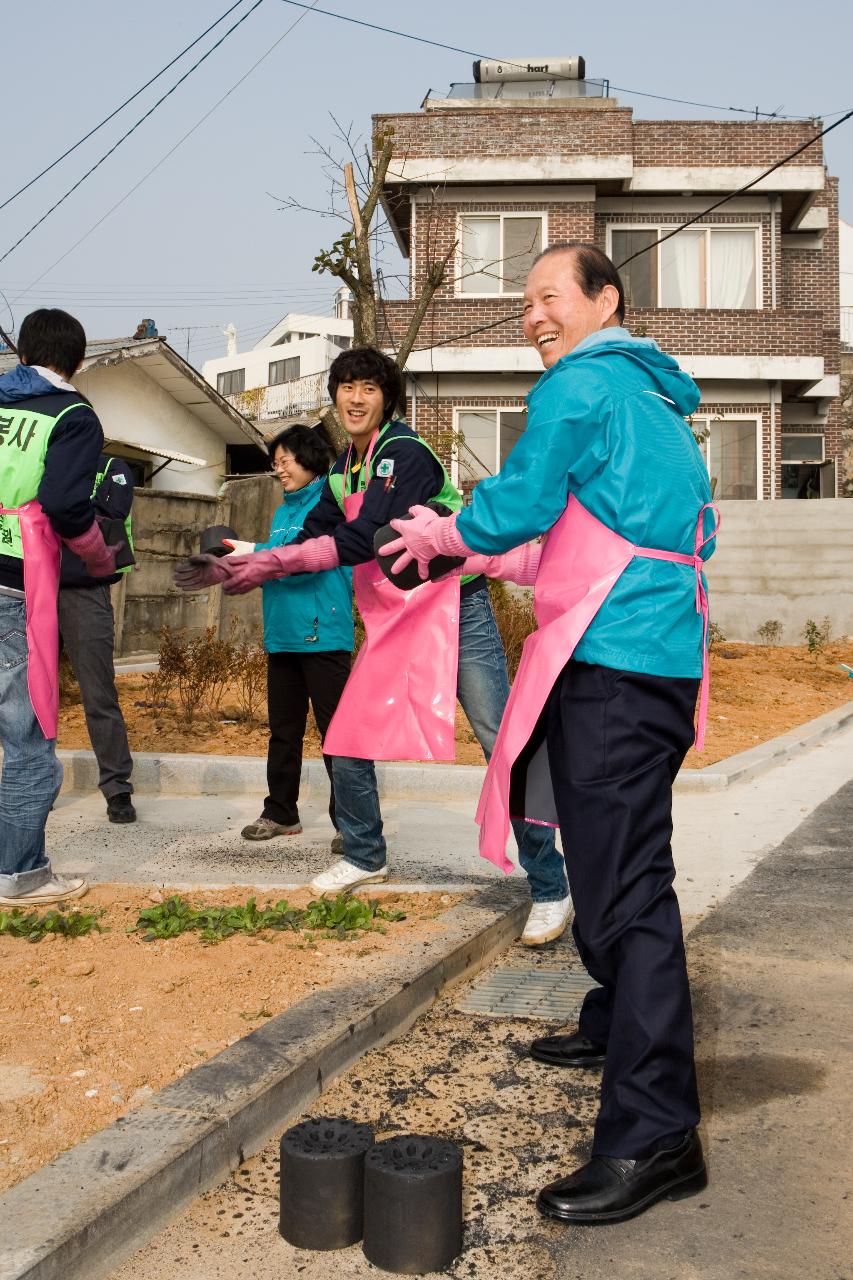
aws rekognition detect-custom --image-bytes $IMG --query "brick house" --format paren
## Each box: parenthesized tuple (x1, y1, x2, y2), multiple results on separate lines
(375, 73, 843, 501)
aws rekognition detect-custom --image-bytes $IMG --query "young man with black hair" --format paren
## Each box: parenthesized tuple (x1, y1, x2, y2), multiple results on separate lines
(0, 308, 120, 906)
(58, 453, 136, 823)
(176, 347, 570, 943)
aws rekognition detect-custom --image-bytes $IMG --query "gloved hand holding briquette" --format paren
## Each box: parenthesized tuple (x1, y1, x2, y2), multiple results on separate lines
(382, 505, 541, 587)
(173, 535, 341, 594)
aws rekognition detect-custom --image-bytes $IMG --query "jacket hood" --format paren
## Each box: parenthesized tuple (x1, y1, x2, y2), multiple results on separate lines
(545, 327, 700, 417)
(0, 363, 65, 405)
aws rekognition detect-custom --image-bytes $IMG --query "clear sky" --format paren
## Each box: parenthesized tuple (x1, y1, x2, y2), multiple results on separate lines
(2, 0, 851, 367)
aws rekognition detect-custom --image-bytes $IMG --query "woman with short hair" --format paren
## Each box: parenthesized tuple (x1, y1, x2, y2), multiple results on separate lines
(234, 422, 353, 846)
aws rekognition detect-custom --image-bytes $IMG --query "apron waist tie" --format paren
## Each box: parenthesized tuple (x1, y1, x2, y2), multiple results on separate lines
(633, 503, 721, 752)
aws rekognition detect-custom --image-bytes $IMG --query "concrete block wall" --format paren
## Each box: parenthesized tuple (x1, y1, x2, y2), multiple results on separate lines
(116, 475, 279, 656)
(703, 498, 853, 643)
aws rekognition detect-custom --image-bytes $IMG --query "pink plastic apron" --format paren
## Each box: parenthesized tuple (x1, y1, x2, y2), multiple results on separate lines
(323, 432, 461, 761)
(0, 499, 62, 739)
(476, 494, 719, 871)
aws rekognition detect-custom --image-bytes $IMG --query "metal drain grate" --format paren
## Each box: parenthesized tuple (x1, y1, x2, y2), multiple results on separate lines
(456, 967, 599, 1021)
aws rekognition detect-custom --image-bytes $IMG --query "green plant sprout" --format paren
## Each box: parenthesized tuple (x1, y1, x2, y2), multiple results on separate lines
(0, 907, 103, 943)
(131, 894, 406, 945)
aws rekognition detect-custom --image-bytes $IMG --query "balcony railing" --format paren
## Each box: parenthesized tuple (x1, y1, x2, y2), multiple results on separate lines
(228, 371, 329, 422)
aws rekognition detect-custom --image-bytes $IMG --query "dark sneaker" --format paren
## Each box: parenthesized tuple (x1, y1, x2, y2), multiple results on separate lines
(107, 794, 136, 824)
(331, 832, 344, 857)
(241, 816, 302, 840)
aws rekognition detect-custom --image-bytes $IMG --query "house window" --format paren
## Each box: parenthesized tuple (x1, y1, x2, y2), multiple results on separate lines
(610, 226, 759, 309)
(458, 214, 544, 295)
(694, 416, 760, 500)
(217, 369, 245, 396)
(269, 356, 300, 385)
(780, 432, 827, 499)
(455, 408, 528, 487)
(780, 433, 823, 463)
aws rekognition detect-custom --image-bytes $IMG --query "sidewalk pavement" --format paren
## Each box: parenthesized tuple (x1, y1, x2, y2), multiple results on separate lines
(108, 768, 853, 1280)
(49, 723, 853, 921)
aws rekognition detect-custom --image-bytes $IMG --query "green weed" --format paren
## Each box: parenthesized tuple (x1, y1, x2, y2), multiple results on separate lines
(132, 894, 405, 945)
(0, 907, 103, 944)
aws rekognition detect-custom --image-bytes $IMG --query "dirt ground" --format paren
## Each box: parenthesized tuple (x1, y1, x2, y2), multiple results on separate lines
(57, 642, 853, 768)
(0, 884, 459, 1195)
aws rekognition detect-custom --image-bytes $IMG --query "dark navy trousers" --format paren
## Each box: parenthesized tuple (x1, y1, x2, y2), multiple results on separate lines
(547, 658, 701, 1159)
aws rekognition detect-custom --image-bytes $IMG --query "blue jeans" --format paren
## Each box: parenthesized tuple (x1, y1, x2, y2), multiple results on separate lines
(0, 595, 63, 897)
(332, 588, 568, 902)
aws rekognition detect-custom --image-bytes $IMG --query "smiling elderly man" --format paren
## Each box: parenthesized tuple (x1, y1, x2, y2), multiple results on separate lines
(384, 242, 718, 1226)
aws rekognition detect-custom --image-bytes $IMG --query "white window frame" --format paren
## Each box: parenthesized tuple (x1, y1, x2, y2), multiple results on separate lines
(451, 405, 528, 487)
(692, 413, 763, 501)
(606, 223, 763, 310)
(455, 212, 548, 298)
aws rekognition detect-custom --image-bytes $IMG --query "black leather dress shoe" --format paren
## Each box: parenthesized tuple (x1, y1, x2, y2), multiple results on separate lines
(537, 1130, 707, 1225)
(529, 1030, 606, 1068)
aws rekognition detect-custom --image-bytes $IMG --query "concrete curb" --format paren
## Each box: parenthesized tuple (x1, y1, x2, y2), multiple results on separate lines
(673, 699, 853, 792)
(56, 700, 853, 799)
(0, 882, 528, 1280)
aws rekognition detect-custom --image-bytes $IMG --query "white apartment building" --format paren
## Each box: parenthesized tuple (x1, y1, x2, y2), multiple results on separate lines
(202, 292, 353, 423)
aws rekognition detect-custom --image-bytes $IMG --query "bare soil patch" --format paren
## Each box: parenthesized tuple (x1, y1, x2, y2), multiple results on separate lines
(56, 643, 853, 768)
(0, 883, 459, 1194)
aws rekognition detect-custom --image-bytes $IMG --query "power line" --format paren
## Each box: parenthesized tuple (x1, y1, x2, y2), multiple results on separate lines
(0, 0, 268, 269)
(0, 0, 250, 216)
(404, 109, 853, 353)
(616, 108, 853, 269)
(277, 0, 826, 122)
(10, 0, 322, 304)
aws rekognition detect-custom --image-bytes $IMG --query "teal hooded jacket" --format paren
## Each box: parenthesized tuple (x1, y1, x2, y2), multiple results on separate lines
(257, 477, 354, 654)
(455, 328, 714, 679)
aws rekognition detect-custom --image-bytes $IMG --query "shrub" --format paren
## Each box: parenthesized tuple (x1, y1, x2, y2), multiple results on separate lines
(707, 621, 726, 649)
(802, 616, 832, 656)
(756, 619, 783, 645)
(58, 651, 81, 705)
(233, 634, 268, 724)
(143, 624, 183, 708)
(488, 579, 536, 681)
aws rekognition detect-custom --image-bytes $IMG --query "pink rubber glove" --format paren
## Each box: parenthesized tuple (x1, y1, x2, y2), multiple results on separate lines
(385, 506, 473, 581)
(173, 554, 237, 592)
(456, 541, 541, 586)
(222, 536, 340, 596)
(62, 521, 120, 578)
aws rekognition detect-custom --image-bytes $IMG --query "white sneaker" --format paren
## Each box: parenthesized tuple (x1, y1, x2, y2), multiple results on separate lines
(521, 893, 573, 946)
(308, 859, 388, 897)
(0, 874, 88, 908)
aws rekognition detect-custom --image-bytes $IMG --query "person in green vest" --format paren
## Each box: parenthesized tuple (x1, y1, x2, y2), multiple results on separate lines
(176, 348, 570, 946)
(0, 309, 120, 907)
(58, 454, 136, 823)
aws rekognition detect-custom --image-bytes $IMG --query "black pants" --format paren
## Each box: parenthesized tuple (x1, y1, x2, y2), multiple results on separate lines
(547, 658, 701, 1159)
(58, 585, 133, 800)
(264, 650, 351, 828)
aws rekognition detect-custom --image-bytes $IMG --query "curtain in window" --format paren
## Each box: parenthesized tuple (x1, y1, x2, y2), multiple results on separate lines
(460, 218, 501, 294)
(457, 411, 498, 483)
(710, 231, 756, 308)
(709, 420, 757, 499)
(660, 230, 703, 307)
(499, 410, 527, 468)
(502, 219, 542, 291)
(611, 230, 658, 307)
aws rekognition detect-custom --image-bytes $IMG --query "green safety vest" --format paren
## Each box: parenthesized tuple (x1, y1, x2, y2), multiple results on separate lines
(93, 457, 134, 575)
(328, 422, 475, 583)
(0, 400, 88, 560)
